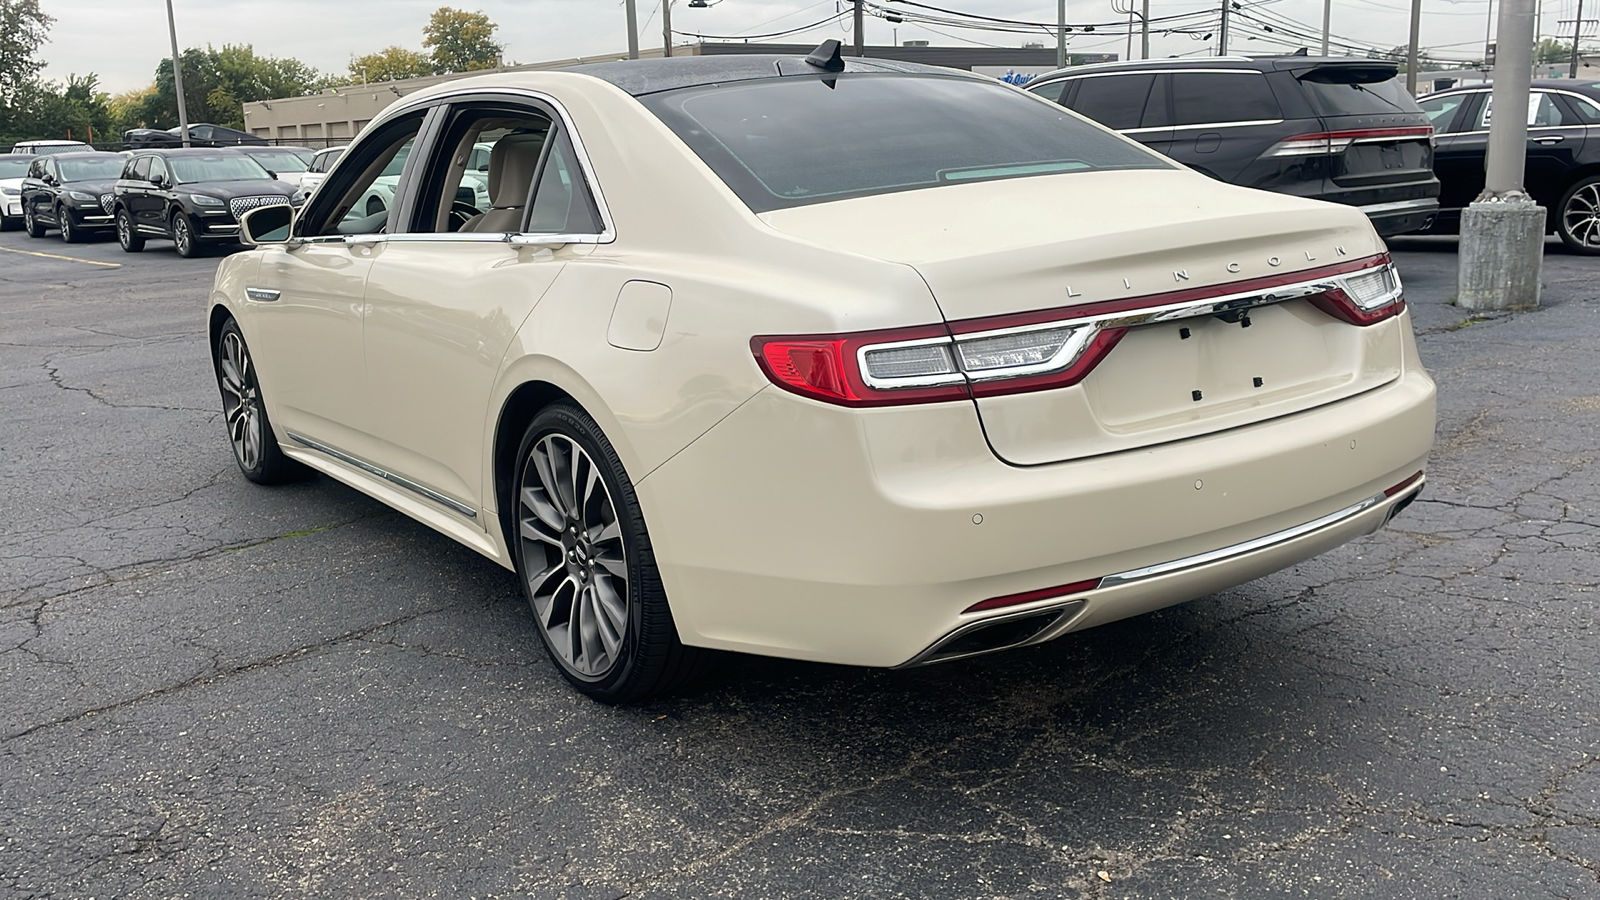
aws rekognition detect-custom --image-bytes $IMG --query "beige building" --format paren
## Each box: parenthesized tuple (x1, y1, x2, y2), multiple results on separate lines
(241, 42, 1106, 146)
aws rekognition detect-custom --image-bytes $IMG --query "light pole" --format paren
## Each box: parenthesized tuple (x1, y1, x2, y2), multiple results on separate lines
(1458, 0, 1543, 310)
(164, 0, 190, 148)
(1571, 0, 1587, 77)
(1406, 0, 1423, 95)
(1141, 0, 1150, 58)
(1321, 0, 1332, 55)
(1219, 0, 1230, 55)
(854, 0, 865, 56)
(1057, 0, 1066, 68)
(662, 0, 673, 57)
(625, 0, 639, 59)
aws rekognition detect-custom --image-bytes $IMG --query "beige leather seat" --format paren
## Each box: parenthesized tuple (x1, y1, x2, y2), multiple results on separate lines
(459, 132, 546, 233)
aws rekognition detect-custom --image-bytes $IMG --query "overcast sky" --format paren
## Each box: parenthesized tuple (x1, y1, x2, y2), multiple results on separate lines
(37, 0, 1581, 94)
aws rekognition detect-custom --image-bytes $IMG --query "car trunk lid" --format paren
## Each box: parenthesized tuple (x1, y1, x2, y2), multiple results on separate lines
(1292, 63, 1436, 190)
(759, 169, 1405, 465)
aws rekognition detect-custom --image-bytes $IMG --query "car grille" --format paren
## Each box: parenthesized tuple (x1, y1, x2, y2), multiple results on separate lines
(228, 195, 290, 221)
(100, 194, 114, 214)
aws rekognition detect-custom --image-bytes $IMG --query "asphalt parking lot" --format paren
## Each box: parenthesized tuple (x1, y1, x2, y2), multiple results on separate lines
(1, 227, 1597, 899)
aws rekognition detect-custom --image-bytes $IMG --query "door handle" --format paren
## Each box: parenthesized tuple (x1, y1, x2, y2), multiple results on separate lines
(1534, 135, 1564, 145)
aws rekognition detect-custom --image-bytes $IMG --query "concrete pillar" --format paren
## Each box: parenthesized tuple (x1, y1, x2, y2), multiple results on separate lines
(1456, 0, 1544, 310)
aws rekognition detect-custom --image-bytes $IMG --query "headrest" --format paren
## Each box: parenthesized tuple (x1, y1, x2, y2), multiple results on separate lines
(487, 132, 547, 207)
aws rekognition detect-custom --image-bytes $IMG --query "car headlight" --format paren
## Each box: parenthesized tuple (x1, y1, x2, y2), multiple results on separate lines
(0, 186, 19, 196)
(66, 190, 96, 203)
(189, 194, 225, 207)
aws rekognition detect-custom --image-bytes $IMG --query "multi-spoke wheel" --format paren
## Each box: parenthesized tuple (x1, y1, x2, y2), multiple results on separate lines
(173, 211, 202, 258)
(116, 209, 144, 252)
(1558, 176, 1600, 255)
(512, 404, 712, 702)
(215, 319, 294, 484)
(24, 203, 46, 238)
(57, 206, 80, 243)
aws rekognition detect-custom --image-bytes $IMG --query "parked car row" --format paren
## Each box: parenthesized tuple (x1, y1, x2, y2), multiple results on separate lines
(1026, 57, 1600, 254)
(14, 148, 298, 256)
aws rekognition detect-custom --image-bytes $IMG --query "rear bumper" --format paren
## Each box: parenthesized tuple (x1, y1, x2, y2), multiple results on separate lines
(1358, 197, 1440, 237)
(637, 318, 1436, 668)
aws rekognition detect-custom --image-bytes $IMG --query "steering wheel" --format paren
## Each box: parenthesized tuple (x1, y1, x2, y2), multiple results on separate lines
(448, 200, 483, 233)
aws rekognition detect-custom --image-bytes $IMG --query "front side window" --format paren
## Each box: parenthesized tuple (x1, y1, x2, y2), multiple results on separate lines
(1067, 74, 1157, 131)
(413, 107, 552, 233)
(1478, 92, 1565, 129)
(297, 112, 426, 237)
(642, 73, 1169, 213)
(1567, 93, 1600, 124)
(1168, 72, 1282, 126)
(147, 157, 169, 184)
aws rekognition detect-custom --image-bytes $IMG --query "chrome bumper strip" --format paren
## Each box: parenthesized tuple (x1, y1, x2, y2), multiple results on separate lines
(1358, 198, 1439, 216)
(286, 431, 478, 519)
(1100, 477, 1423, 588)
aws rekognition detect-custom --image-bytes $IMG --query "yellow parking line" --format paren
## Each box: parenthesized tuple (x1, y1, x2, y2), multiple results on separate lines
(0, 245, 121, 267)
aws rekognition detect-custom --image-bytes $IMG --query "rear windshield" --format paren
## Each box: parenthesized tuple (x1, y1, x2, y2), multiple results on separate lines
(1299, 69, 1419, 116)
(641, 73, 1170, 212)
(58, 158, 128, 181)
(0, 156, 31, 176)
(169, 154, 271, 183)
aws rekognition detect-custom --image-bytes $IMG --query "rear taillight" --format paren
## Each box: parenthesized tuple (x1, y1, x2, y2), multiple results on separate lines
(1263, 125, 1434, 158)
(753, 255, 1404, 407)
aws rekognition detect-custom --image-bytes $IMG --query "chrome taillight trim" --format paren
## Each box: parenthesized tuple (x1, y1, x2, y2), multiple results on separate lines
(855, 261, 1402, 392)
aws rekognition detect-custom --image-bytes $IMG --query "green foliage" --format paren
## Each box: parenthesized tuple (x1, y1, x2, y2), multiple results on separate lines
(423, 7, 503, 74)
(0, 0, 53, 140)
(350, 46, 436, 83)
(146, 44, 327, 131)
(1537, 38, 1575, 66)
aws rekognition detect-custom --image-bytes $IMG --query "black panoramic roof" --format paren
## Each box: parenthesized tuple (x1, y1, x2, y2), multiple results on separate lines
(562, 52, 984, 97)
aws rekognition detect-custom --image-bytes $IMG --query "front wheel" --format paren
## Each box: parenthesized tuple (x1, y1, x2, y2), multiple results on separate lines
(215, 319, 295, 484)
(512, 404, 713, 703)
(57, 206, 80, 243)
(116, 210, 144, 252)
(172, 211, 202, 258)
(1557, 176, 1600, 255)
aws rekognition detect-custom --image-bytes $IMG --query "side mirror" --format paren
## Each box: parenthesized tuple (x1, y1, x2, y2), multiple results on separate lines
(239, 204, 295, 246)
(149, 175, 166, 188)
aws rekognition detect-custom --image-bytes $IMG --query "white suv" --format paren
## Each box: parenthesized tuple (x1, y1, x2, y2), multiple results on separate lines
(9, 140, 91, 156)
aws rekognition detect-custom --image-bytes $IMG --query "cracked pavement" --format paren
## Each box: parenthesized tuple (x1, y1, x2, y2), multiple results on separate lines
(1, 229, 1597, 898)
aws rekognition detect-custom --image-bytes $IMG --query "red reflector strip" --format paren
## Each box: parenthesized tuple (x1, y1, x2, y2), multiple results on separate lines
(964, 578, 1102, 614)
(1383, 471, 1425, 498)
(1296, 126, 1434, 142)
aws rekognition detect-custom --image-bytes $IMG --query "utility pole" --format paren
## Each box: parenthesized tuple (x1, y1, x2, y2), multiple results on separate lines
(1572, 0, 1586, 77)
(164, 0, 190, 148)
(663, 0, 673, 57)
(625, 0, 639, 59)
(1321, 0, 1332, 55)
(854, 0, 865, 56)
(1058, 0, 1067, 68)
(1141, 0, 1150, 58)
(1406, 0, 1423, 96)
(1458, 0, 1543, 310)
(1219, 0, 1230, 55)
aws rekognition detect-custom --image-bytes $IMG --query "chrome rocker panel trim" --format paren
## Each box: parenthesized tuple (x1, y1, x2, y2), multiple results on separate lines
(286, 431, 478, 519)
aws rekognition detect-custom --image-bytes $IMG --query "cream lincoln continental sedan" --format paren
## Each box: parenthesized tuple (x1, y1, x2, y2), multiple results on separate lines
(212, 43, 1435, 702)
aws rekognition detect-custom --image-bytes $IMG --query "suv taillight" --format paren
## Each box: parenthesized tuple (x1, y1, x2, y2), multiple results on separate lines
(752, 256, 1405, 407)
(1264, 125, 1434, 157)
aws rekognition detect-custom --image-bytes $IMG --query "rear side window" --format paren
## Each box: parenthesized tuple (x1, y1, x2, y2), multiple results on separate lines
(1418, 93, 1470, 132)
(1025, 80, 1067, 104)
(1168, 72, 1281, 126)
(643, 74, 1170, 213)
(1566, 93, 1600, 124)
(1067, 74, 1156, 130)
(1299, 67, 1418, 116)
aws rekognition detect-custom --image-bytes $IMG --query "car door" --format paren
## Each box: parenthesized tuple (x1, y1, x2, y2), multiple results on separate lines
(1158, 70, 1286, 183)
(1421, 91, 1483, 212)
(359, 99, 597, 518)
(1433, 90, 1585, 209)
(244, 109, 433, 457)
(139, 156, 176, 233)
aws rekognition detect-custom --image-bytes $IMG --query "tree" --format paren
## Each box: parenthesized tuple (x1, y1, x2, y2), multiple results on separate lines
(1536, 38, 1574, 66)
(350, 46, 435, 83)
(146, 45, 327, 130)
(0, 0, 52, 133)
(423, 7, 503, 74)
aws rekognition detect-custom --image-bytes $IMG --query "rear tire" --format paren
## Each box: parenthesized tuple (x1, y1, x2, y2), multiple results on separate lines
(24, 204, 46, 238)
(511, 403, 715, 703)
(1556, 175, 1600, 255)
(215, 318, 296, 484)
(116, 209, 144, 252)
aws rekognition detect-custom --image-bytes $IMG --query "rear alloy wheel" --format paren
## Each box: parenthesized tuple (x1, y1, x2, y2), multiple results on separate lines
(172, 211, 202, 258)
(57, 206, 80, 243)
(215, 319, 294, 484)
(24, 203, 46, 238)
(513, 404, 712, 702)
(116, 210, 144, 252)
(1557, 176, 1600, 255)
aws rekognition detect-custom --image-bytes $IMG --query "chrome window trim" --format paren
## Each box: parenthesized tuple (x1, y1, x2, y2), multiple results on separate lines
(287, 431, 478, 519)
(365, 86, 617, 244)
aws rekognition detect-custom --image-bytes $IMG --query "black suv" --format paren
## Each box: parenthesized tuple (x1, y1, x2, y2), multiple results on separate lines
(112, 149, 296, 257)
(123, 123, 267, 149)
(1418, 80, 1600, 253)
(19, 151, 129, 242)
(1025, 56, 1440, 236)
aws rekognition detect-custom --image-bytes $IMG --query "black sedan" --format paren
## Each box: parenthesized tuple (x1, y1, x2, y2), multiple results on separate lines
(123, 123, 267, 149)
(1418, 79, 1600, 253)
(19, 152, 130, 242)
(112, 149, 295, 258)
